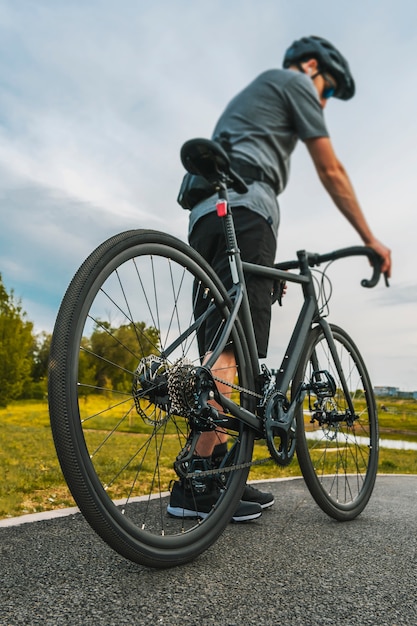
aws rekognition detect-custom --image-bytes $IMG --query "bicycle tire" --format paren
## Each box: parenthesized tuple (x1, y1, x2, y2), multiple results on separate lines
(48, 229, 255, 568)
(294, 324, 379, 521)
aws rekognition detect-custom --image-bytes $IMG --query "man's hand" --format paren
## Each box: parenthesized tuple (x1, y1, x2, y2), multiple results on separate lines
(365, 237, 392, 279)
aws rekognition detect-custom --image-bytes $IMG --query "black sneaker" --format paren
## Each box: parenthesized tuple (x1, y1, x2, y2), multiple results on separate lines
(241, 484, 274, 509)
(230, 499, 262, 522)
(210, 444, 274, 511)
(167, 480, 262, 522)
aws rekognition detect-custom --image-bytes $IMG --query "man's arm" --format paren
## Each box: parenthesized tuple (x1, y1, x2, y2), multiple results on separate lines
(305, 136, 391, 277)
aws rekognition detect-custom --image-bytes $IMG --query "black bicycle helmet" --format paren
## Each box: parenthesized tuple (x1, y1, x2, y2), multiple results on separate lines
(283, 36, 355, 100)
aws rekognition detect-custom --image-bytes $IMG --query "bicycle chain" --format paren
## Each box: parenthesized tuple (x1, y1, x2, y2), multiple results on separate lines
(212, 374, 263, 399)
(186, 455, 273, 479)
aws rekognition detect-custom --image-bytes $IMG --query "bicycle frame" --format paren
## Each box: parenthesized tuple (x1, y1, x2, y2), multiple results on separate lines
(173, 136, 385, 464)
(186, 199, 310, 437)
(193, 195, 379, 445)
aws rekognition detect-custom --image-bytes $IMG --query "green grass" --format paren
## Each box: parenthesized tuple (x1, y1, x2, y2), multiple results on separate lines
(1, 397, 417, 520)
(0, 400, 75, 518)
(376, 398, 417, 435)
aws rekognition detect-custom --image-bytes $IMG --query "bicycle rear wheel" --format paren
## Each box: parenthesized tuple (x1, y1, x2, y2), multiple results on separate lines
(294, 324, 379, 521)
(48, 229, 255, 568)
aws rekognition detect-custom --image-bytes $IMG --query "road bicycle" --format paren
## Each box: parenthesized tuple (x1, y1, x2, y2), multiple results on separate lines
(48, 138, 388, 568)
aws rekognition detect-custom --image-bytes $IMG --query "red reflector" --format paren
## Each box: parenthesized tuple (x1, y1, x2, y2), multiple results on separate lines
(216, 199, 228, 217)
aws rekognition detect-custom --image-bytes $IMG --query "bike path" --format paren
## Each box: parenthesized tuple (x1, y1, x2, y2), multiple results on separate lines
(1, 475, 416, 626)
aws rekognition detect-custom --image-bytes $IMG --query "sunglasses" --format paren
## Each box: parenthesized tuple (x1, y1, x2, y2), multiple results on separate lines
(321, 73, 337, 99)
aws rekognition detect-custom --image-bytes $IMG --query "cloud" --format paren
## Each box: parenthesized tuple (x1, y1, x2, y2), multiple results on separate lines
(0, 0, 416, 387)
(378, 283, 417, 306)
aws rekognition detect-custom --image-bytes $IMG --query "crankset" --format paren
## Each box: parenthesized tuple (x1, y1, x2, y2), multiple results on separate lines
(263, 390, 297, 467)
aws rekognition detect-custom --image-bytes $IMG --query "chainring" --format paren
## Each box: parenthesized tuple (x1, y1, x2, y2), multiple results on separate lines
(264, 390, 296, 466)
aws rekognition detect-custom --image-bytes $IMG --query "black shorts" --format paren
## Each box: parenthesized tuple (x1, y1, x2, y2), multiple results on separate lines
(189, 207, 277, 358)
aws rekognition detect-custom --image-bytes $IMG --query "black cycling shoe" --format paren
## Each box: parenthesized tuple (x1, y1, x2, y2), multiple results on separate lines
(241, 484, 274, 509)
(210, 444, 274, 511)
(167, 480, 262, 522)
(167, 457, 262, 522)
(167, 479, 217, 520)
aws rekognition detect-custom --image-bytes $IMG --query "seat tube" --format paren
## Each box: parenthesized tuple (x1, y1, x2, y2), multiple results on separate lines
(216, 190, 240, 285)
(216, 190, 259, 370)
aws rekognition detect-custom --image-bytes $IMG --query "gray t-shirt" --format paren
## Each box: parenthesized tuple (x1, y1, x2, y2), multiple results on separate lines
(189, 69, 329, 237)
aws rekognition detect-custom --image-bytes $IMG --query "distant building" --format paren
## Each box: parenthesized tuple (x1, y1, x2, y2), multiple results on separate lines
(374, 386, 399, 397)
(398, 391, 417, 400)
(374, 386, 417, 399)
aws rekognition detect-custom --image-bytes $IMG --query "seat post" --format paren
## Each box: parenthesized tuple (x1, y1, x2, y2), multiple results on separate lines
(216, 184, 241, 286)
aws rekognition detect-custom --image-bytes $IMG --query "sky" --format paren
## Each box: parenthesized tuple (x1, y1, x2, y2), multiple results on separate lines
(0, 0, 416, 390)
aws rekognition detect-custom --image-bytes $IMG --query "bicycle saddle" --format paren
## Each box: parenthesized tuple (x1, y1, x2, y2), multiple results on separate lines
(180, 138, 248, 194)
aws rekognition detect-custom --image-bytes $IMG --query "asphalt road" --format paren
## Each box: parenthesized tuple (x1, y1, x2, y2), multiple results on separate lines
(1, 475, 416, 626)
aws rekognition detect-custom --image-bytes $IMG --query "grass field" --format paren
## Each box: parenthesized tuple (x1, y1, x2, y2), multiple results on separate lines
(1, 397, 416, 520)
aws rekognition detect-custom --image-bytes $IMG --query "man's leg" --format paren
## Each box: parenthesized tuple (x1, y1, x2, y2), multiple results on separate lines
(196, 349, 274, 510)
(194, 349, 236, 457)
(167, 349, 263, 521)
(168, 210, 275, 519)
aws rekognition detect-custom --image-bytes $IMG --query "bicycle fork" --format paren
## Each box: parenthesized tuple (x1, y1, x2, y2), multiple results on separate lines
(316, 319, 357, 419)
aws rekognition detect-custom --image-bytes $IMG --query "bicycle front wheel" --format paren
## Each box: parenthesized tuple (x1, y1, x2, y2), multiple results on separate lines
(48, 229, 255, 568)
(294, 324, 379, 521)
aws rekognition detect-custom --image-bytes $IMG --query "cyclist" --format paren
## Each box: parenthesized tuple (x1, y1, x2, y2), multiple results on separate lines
(168, 36, 392, 523)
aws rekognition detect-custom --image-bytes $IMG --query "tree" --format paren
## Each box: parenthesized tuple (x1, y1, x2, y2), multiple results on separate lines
(81, 320, 159, 394)
(0, 274, 34, 407)
(19, 331, 51, 400)
(32, 331, 52, 382)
